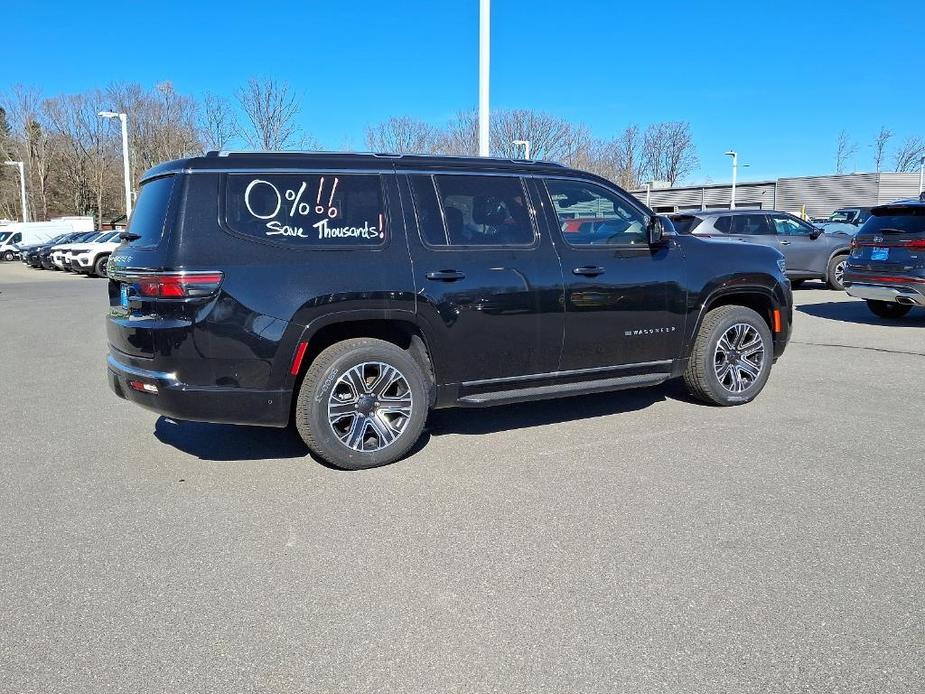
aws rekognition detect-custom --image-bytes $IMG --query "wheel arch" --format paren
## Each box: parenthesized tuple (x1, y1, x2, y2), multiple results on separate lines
(684, 285, 785, 367)
(288, 313, 437, 411)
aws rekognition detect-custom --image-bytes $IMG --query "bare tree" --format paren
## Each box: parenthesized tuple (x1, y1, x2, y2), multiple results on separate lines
(640, 121, 698, 185)
(365, 116, 440, 153)
(872, 126, 893, 172)
(893, 136, 925, 172)
(199, 92, 239, 152)
(42, 91, 119, 225)
(437, 110, 479, 156)
(107, 81, 201, 184)
(236, 78, 304, 150)
(835, 129, 857, 173)
(490, 109, 590, 164)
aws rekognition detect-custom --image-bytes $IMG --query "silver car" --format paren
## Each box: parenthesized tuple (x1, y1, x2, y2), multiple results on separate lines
(671, 209, 852, 290)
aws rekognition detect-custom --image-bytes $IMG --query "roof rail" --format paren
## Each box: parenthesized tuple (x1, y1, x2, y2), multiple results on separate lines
(206, 149, 565, 167)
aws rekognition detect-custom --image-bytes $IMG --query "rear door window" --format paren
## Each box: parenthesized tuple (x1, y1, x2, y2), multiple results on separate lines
(735, 214, 774, 235)
(125, 176, 176, 248)
(410, 174, 535, 247)
(224, 173, 386, 247)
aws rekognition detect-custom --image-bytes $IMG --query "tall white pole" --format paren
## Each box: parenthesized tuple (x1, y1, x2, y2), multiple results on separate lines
(645, 181, 651, 207)
(919, 156, 924, 194)
(119, 113, 132, 219)
(478, 0, 490, 157)
(729, 152, 738, 210)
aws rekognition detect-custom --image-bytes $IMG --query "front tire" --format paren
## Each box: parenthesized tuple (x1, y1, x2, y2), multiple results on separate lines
(93, 255, 109, 277)
(866, 300, 912, 319)
(1, 250, 14, 262)
(683, 305, 774, 406)
(827, 255, 847, 290)
(295, 338, 428, 470)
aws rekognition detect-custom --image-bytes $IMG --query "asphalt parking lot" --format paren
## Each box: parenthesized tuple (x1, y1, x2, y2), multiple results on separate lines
(1, 261, 922, 693)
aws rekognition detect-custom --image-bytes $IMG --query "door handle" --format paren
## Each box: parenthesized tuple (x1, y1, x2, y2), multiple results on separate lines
(572, 265, 605, 277)
(426, 270, 466, 281)
(780, 240, 792, 245)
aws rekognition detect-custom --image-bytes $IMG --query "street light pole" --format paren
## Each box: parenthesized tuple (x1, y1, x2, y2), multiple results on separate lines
(3, 160, 28, 222)
(919, 155, 924, 194)
(645, 181, 652, 207)
(724, 150, 738, 209)
(512, 139, 530, 160)
(478, 0, 490, 157)
(99, 111, 132, 219)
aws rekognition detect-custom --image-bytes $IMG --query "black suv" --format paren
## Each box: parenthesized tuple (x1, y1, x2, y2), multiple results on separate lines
(107, 152, 792, 469)
(671, 210, 852, 289)
(844, 196, 925, 318)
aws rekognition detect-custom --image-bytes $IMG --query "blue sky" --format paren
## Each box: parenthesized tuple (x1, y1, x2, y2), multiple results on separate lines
(4, 0, 923, 183)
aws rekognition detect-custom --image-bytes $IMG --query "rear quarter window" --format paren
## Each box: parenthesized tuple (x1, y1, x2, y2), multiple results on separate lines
(126, 175, 176, 248)
(223, 173, 386, 248)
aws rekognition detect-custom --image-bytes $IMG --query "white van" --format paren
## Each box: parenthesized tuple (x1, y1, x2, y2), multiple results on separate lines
(0, 217, 95, 261)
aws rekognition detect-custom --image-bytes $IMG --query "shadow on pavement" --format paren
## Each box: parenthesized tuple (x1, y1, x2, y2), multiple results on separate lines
(153, 382, 693, 461)
(154, 417, 309, 461)
(797, 301, 925, 327)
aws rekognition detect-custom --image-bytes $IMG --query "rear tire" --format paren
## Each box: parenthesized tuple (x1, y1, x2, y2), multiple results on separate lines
(683, 305, 773, 406)
(294, 338, 428, 470)
(866, 300, 912, 319)
(827, 255, 847, 290)
(2, 250, 14, 262)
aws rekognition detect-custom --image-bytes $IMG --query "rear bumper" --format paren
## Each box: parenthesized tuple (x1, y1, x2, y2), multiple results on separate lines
(107, 353, 291, 427)
(845, 283, 925, 306)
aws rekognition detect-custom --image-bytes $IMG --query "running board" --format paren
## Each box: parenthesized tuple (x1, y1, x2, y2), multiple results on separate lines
(456, 373, 668, 407)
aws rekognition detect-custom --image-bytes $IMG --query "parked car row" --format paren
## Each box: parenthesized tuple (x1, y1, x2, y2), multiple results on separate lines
(668, 195, 925, 320)
(668, 209, 852, 290)
(19, 230, 123, 277)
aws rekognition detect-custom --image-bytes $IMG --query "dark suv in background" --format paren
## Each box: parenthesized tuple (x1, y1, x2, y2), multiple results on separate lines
(107, 152, 792, 469)
(844, 197, 925, 318)
(671, 210, 852, 289)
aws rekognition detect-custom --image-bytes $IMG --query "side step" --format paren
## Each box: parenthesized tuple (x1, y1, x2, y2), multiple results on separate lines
(456, 373, 668, 407)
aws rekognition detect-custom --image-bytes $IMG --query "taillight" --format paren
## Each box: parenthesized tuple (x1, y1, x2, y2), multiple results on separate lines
(134, 272, 224, 298)
(904, 239, 925, 250)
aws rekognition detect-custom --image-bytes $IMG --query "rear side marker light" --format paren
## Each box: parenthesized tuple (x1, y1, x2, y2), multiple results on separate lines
(128, 380, 159, 394)
(135, 272, 224, 298)
(290, 341, 309, 375)
(772, 309, 783, 334)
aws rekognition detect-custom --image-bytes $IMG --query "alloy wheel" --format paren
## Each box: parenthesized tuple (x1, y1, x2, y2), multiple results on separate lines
(834, 259, 846, 286)
(713, 323, 766, 393)
(327, 361, 413, 452)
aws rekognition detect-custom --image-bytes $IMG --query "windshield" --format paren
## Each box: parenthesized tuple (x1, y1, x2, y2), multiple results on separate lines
(827, 209, 857, 222)
(0, 231, 12, 243)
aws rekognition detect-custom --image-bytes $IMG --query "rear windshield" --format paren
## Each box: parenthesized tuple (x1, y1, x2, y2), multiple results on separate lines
(669, 215, 702, 234)
(223, 173, 386, 248)
(126, 175, 176, 247)
(862, 207, 925, 235)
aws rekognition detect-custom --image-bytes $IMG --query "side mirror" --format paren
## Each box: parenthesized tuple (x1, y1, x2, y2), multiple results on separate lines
(809, 228, 822, 239)
(648, 215, 671, 245)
